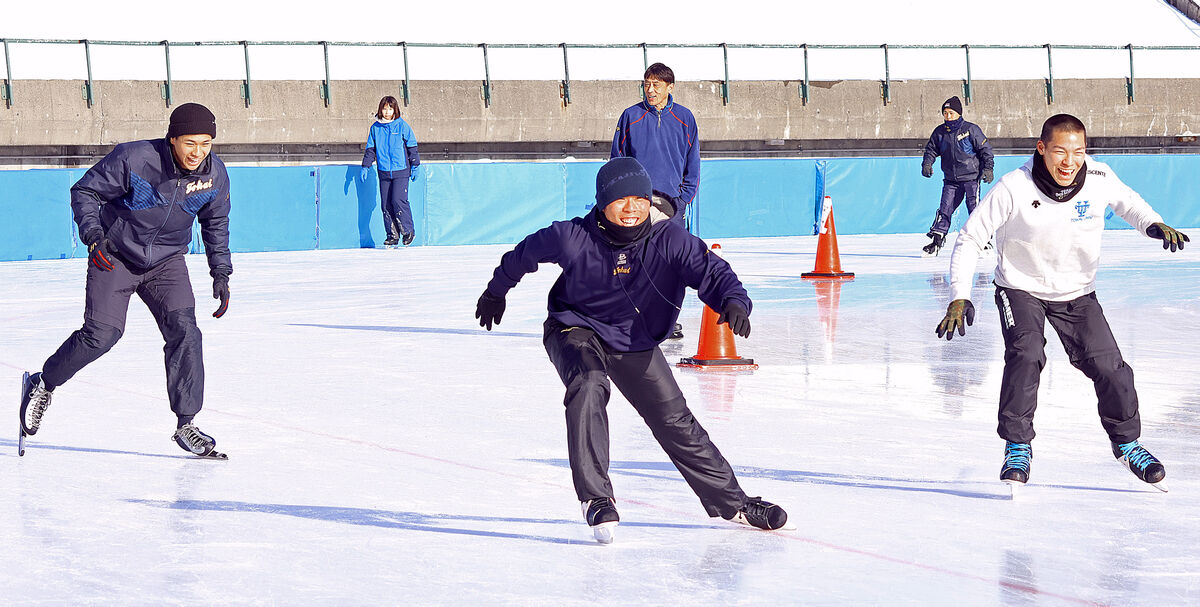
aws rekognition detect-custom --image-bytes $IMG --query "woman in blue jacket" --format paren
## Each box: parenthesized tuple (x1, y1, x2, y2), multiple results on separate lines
(361, 96, 420, 246)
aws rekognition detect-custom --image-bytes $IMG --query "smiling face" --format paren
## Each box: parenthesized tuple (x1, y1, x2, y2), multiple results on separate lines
(603, 195, 651, 227)
(1037, 129, 1087, 186)
(942, 108, 960, 122)
(643, 78, 673, 110)
(169, 134, 213, 172)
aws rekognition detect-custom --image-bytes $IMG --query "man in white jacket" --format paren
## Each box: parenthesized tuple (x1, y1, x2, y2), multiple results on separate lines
(935, 114, 1189, 491)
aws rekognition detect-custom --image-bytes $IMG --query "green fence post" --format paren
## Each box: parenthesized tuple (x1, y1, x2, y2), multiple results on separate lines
(2, 39, 13, 108)
(1126, 43, 1135, 104)
(560, 43, 571, 106)
(881, 43, 890, 105)
(401, 41, 410, 106)
(320, 41, 332, 107)
(800, 43, 809, 105)
(962, 44, 972, 104)
(82, 39, 94, 108)
(720, 42, 730, 105)
(1044, 43, 1054, 104)
(480, 43, 491, 108)
(161, 40, 173, 107)
(241, 40, 252, 107)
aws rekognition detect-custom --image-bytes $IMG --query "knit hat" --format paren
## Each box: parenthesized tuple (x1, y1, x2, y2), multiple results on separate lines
(942, 96, 963, 116)
(167, 103, 217, 139)
(595, 157, 653, 208)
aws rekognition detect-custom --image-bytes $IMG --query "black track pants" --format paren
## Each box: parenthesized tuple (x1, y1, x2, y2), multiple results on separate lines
(543, 319, 748, 518)
(994, 287, 1140, 444)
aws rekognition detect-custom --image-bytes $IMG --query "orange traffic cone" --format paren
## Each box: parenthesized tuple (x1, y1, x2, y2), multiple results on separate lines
(678, 244, 758, 370)
(802, 195, 854, 280)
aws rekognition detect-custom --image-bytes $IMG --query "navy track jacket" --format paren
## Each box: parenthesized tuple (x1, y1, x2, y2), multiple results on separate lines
(70, 138, 232, 278)
(610, 95, 700, 212)
(922, 118, 994, 182)
(486, 210, 751, 352)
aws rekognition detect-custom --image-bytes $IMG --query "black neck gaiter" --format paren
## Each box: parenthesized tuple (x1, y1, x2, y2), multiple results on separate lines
(595, 208, 652, 246)
(1031, 151, 1086, 202)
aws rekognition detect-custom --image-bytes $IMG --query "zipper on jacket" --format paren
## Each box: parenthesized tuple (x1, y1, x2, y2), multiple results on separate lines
(147, 179, 181, 266)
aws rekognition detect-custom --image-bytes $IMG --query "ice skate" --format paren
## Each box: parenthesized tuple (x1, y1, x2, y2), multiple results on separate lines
(727, 497, 795, 531)
(922, 232, 945, 257)
(669, 323, 684, 340)
(1001, 441, 1031, 497)
(19, 372, 54, 456)
(1112, 440, 1167, 492)
(383, 234, 400, 247)
(172, 422, 227, 459)
(582, 497, 619, 544)
(402, 232, 415, 246)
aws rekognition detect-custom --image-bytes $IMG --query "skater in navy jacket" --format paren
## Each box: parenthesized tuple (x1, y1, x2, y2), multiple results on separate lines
(474, 157, 793, 543)
(19, 103, 231, 458)
(920, 96, 994, 256)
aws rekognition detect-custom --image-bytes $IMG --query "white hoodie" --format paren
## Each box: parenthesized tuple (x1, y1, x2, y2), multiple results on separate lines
(949, 155, 1163, 302)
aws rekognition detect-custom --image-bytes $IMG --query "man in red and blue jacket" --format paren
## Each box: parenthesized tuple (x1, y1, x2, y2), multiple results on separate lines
(610, 62, 700, 230)
(20, 103, 232, 459)
(473, 157, 793, 544)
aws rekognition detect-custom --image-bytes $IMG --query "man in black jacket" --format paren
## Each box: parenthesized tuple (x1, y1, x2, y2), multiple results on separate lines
(19, 103, 232, 459)
(921, 96, 995, 256)
(475, 157, 793, 543)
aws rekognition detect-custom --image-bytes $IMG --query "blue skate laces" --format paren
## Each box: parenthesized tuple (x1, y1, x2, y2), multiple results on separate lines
(1115, 441, 1158, 471)
(1003, 442, 1032, 472)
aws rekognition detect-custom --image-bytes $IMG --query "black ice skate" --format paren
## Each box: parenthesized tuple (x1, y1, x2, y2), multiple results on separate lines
(402, 232, 415, 246)
(1001, 441, 1032, 497)
(172, 422, 227, 459)
(1112, 440, 1167, 492)
(582, 497, 619, 544)
(669, 323, 684, 340)
(19, 371, 54, 456)
(922, 232, 946, 257)
(727, 497, 795, 531)
(383, 234, 400, 247)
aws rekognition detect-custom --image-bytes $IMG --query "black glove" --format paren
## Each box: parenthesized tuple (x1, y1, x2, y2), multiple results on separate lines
(921, 164, 934, 178)
(212, 274, 230, 318)
(982, 168, 994, 184)
(84, 229, 115, 272)
(475, 290, 506, 331)
(717, 300, 751, 338)
(936, 299, 975, 340)
(1147, 222, 1189, 252)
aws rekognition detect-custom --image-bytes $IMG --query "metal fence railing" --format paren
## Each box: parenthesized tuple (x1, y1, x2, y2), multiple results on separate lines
(4, 39, 1200, 110)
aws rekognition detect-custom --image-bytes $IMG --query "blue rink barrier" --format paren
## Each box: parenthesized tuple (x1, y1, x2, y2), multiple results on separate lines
(3, 154, 1199, 262)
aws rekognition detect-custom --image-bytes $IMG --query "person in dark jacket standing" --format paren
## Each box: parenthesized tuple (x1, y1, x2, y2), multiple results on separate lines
(19, 103, 232, 459)
(921, 96, 995, 256)
(362, 96, 421, 246)
(474, 157, 793, 544)
(611, 62, 700, 339)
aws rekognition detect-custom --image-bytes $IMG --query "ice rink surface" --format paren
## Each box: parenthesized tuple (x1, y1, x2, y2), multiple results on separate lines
(1, 231, 1198, 606)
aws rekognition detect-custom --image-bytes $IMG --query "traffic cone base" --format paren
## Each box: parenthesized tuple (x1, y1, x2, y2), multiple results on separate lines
(676, 298, 757, 370)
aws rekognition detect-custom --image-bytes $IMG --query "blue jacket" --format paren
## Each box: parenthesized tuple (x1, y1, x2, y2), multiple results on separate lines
(70, 138, 232, 277)
(922, 118, 994, 182)
(486, 210, 751, 352)
(363, 118, 420, 173)
(610, 95, 700, 214)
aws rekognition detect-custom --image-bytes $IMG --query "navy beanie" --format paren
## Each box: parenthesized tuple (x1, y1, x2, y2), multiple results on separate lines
(167, 103, 217, 139)
(595, 157, 652, 208)
(942, 96, 963, 116)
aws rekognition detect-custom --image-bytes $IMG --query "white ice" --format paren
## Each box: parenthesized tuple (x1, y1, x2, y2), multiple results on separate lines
(2, 230, 1199, 605)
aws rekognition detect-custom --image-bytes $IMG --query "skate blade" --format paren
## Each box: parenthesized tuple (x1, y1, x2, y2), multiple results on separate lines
(18, 424, 26, 457)
(1149, 480, 1168, 493)
(777, 518, 798, 531)
(591, 521, 617, 544)
(1002, 479, 1025, 499)
(196, 450, 228, 460)
(18, 372, 28, 456)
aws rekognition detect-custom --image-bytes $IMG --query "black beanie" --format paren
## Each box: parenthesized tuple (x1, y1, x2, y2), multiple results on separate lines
(167, 103, 217, 139)
(942, 96, 963, 116)
(595, 157, 652, 208)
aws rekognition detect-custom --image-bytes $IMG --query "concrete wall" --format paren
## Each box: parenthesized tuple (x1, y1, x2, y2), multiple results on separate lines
(3, 77, 1199, 148)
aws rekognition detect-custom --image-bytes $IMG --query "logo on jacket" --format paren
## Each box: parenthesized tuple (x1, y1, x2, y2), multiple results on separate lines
(613, 252, 631, 275)
(1031, 200, 1040, 208)
(1074, 200, 1091, 220)
(186, 178, 214, 195)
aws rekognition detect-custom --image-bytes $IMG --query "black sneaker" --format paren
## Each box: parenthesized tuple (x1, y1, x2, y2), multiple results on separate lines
(1001, 441, 1032, 485)
(1112, 440, 1166, 489)
(727, 497, 794, 531)
(669, 323, 684, 339)
(20, 372, 53, 436)
(402, 232, 415, 246)
(581, 497, 619, 544)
